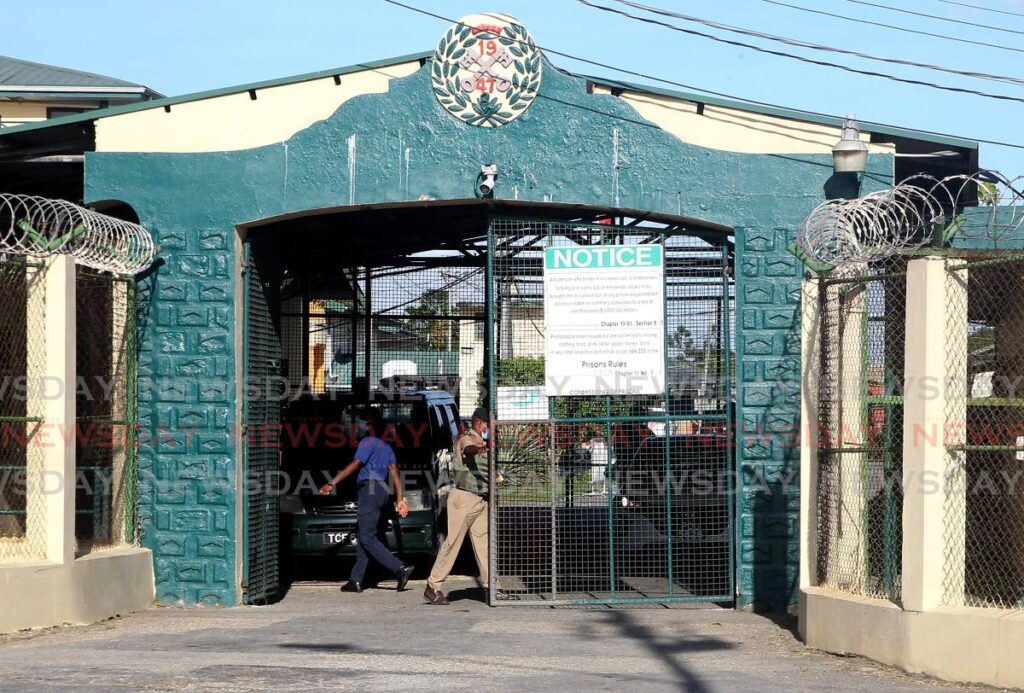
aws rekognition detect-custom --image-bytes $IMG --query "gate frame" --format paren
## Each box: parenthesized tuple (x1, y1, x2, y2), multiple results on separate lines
(485, 212, 736, 606)
(233, 200, 735, 605)
(239, 238, 283, 605)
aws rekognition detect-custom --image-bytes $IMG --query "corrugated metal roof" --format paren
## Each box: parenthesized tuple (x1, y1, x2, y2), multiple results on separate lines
(0, 54, 148, 90)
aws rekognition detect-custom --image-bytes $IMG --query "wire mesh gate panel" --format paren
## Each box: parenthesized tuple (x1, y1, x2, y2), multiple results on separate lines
(243, 243, 282, 604)
(0, 258, 46, 561)
(277, 263, 484, 410)
(943, 254, 1024, 609)
(74, 267, 138, 553)
(487, 217, 734, 605)
(815, 259, 906, 602)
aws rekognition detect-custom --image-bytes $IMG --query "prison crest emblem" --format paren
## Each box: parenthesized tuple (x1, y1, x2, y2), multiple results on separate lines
(431, 14, 543, 128)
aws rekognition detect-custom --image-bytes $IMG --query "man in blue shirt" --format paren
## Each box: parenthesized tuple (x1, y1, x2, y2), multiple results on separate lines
(319, 407, 413, 593)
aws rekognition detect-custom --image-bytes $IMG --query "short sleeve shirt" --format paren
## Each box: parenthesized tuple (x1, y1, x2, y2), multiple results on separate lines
(354, 435, 396, 483)
(453, 429, 489, 495)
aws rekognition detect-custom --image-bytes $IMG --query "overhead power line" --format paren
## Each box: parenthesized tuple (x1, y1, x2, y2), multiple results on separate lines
(380, 0, 1024, 151)
(934, 0, 1024, 18)
(840, 0, 1024, 37)
(607, 0, 1024, 87)
(763, 0, 1024, 56)
(577, 0, 1024, 104)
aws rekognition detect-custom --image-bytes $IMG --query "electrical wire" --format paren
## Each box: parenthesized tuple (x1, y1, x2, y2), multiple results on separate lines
(840, 0, 1024, 37)
(608, 0, 1024, 87)
(578, 0, 1024, 104)
(933, 0, 1024, 19)
(763, 0, 1024, 56)
(381, 0, 1024, 151)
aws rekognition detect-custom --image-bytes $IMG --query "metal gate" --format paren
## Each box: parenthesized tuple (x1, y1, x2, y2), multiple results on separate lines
(487, 217, 735, 605)
(242, 242, 282, 604)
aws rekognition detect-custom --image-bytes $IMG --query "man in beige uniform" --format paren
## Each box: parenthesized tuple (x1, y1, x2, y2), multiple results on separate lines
(424, 407, 516, 604)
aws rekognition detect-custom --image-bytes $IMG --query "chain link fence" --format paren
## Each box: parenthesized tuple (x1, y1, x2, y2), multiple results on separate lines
(75, 266, 137, 553)
(816, 258, 906, 602)
(488, 217, 734, 604)
(0, 258, 47, 562)
(943, 253, 1024, 609)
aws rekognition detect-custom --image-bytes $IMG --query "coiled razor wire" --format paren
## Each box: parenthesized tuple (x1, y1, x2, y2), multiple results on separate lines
(0, 194, 156, 275)
(798, 182, 944, 267)
(797, 169, 1024, 267)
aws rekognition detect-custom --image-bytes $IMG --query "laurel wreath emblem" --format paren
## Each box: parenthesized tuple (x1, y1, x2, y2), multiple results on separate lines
(431, 20, 543, 128)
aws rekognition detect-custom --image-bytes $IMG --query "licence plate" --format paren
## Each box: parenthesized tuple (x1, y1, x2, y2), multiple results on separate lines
(324, 532, 356, 545)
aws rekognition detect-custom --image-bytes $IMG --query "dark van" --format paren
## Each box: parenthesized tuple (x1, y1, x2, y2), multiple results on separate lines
(281, 390, 461, 560)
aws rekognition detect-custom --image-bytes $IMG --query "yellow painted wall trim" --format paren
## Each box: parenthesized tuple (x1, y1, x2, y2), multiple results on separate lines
(95, 61, 422, 154)
(594, 85, 894, 156)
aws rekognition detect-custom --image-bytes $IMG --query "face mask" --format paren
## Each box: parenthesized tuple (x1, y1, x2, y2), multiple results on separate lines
(481, 429, 489, 441)
(355, 419, 369, 438)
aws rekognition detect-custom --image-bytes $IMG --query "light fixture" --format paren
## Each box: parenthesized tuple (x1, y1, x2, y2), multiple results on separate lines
(832, 115, 869, 174)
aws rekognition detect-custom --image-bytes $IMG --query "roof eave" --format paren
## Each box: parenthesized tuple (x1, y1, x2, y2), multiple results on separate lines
(585, 74, 979, 151)
(0, 85, 150, 94)
(0, 50, 433, 138)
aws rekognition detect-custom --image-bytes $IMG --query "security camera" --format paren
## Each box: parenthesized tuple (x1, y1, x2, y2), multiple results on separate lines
(477, 164, 498, 199)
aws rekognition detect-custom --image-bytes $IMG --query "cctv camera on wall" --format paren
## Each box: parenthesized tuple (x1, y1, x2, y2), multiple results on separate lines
(477, 164, 498, 199)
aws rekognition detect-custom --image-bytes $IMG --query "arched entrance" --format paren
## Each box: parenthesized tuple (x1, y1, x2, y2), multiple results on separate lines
(237, 200, 735, 605)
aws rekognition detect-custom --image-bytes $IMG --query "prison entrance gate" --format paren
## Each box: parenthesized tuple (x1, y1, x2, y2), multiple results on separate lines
(487, 216, 735, 605)
(238, 202, 734, 605)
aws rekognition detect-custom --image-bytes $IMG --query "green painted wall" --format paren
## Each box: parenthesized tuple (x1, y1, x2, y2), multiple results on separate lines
(85, 59, 893, 607)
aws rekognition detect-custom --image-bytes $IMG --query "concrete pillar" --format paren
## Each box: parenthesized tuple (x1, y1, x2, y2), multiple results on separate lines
(800, 277, 820, 591)
(41, 255, 76, 564)
(109, 280, 129, 545)
(22, 261, 48, 560)
(902, 257, 966, 611)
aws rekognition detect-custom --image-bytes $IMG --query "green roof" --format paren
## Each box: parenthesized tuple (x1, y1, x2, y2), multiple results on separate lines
(0, 55, 159, 97)
(0, 50, 976, 151)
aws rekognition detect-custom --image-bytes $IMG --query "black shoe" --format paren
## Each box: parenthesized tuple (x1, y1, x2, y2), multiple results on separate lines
(341, 581, 363, 593)
(396, 565, 413, 592)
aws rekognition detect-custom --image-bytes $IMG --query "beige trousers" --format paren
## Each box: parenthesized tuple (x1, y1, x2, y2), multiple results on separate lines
(427, 488, 489, 590)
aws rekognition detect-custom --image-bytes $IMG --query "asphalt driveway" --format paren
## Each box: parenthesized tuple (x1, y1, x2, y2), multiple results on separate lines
(0, 576, 982, 692)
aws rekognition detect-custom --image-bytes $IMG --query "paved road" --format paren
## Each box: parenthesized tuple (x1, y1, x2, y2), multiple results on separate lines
(0, 577, 979, 692)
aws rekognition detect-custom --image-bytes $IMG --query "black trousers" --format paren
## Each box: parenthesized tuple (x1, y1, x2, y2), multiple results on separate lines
(351, 481, 402, 583)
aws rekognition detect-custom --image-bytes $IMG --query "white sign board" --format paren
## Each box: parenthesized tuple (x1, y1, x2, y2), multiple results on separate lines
(544, 245, 665, 396)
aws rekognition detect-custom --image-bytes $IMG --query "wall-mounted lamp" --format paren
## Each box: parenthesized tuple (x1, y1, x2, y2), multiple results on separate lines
(832, 115, 869, 175)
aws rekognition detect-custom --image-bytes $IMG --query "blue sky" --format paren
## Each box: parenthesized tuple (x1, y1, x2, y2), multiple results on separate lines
(5, 0, 1023, 174)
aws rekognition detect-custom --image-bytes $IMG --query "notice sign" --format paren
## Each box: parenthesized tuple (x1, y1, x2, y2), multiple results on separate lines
(544, 244, 665, 396)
